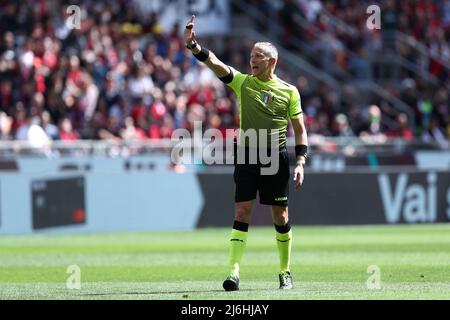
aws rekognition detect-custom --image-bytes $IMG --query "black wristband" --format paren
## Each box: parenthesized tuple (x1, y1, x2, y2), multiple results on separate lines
(219, 66, 234, 84)
(193, 47, 210, 62)
(295, 144, 308, 158)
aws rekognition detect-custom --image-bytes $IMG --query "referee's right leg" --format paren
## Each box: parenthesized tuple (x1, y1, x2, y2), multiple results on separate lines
(223, 164, 257, 291)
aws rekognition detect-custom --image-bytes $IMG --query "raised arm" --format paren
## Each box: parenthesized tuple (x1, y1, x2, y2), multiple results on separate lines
(184, 15, 231, 80)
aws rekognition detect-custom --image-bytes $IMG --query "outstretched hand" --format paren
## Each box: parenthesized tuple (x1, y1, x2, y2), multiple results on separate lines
(184, 15, 196, 48)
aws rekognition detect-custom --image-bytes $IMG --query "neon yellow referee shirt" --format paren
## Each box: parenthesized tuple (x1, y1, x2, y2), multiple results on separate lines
(226, 67, 303, 149)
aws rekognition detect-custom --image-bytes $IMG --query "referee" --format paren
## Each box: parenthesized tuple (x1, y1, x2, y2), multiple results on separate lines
(184, 16, 308, 291)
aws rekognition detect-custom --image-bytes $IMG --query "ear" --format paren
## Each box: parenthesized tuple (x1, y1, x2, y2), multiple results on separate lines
(269, 57, 276, 66)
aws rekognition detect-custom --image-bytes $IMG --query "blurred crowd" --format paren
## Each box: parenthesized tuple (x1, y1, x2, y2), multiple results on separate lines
(246, 0, 450, 148)
(0, 0, 238, 148)
(0, 0, 449, 150)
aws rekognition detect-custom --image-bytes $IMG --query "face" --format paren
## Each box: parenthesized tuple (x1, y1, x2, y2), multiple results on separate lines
(62, 118, 72, 132)
(250, 45, 275, 77)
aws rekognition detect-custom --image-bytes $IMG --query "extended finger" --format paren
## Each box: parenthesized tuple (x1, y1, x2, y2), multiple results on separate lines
(293, 174, 298, 189)
(186, 15, 195, 29)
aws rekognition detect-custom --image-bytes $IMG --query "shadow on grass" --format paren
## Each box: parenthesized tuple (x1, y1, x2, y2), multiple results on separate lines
(77, 288, 267, 297)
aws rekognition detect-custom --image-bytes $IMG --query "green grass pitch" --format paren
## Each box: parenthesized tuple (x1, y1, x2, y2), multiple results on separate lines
(1, 224, 449, 300)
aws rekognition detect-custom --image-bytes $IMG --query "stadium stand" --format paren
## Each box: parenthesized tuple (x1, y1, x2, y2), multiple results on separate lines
(0, 0, 448, 153)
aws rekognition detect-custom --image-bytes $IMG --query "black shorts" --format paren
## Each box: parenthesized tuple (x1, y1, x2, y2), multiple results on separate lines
(233, 148, 290, 206)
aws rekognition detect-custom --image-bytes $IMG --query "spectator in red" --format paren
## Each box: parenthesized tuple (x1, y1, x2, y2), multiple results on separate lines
(386, 113, 415, 141)
(59, 118, 80, 141)
(120, 116, 147, 141)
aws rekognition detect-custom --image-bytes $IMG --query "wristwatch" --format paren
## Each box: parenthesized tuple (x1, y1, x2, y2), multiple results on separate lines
(185, 39, 198, 50)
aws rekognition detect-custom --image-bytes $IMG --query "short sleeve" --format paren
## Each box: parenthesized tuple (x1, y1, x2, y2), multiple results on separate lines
(289, 88, 303, 119)
(226, 67, 247, 96)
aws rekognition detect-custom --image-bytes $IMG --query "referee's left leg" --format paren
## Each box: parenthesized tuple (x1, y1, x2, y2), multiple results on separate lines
(272, 205, 293, 289)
